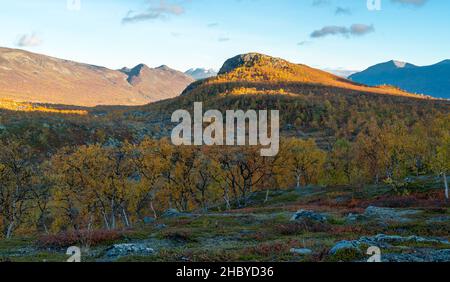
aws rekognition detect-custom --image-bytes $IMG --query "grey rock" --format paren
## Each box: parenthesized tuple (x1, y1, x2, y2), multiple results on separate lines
(161, 208, 182, 218)
(290, 210, 328, 222)
(155, 223, 167, 230)
(363, 206, 421, 223)
(290, 248, 313, 255)
(427, 216, 450, 223)
(359, 234, 450, 248)
(329, 234, 450, 259)
(329, 240, 362, 255)
(345, 213, 367, 223)
(382, 249, 450, 262)
(143, 217, 156, 224)
(161, 208, 191, 218)
(106, 243, 154, 258)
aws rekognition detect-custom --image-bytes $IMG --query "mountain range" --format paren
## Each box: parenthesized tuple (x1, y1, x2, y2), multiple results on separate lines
(1, 47, 446, 109)
(350, 60, 450, 99)
(185, 68, 218, 80)
(0, 47, 193, 107)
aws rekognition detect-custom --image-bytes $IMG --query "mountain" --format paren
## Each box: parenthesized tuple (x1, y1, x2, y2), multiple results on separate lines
(349, 60, 450, 99)
(207, 53, 422, 97)
(323, 68, 358, 78)
(119, 64, 194, 102)
(185, 68, 217, 80)
(0, 47, 194, 106)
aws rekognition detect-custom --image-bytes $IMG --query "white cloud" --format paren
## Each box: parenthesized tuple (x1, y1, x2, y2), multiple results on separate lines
(16, 33, 42, 47)
(122, 0, 185, 24)
(311, 24, 374, 38)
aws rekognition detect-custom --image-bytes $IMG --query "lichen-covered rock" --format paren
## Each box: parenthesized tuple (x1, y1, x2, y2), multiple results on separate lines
(290, 210, 328, 222)
(329, 234, 450, 262)
(161, 208, 183, 218)
(105, 243, 154, 258)
(358, 234, 450, 248)
(363, 206, 421, 223)
(382, 249, 450, 262)
(329, 240, 362, 255)
(290, 248, 313, 255)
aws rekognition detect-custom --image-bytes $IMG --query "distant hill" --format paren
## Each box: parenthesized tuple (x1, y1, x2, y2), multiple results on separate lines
(0, 47, 193, 106)
(349, 60, 450, 99)
(185, 68, 217, 80)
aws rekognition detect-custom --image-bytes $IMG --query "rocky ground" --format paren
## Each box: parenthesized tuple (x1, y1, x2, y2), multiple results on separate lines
(0, 177, 449, 262)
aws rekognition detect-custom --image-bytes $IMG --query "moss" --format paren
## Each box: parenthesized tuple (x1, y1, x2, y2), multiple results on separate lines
(4, 252, 68, 262)
(328, 248, 365, 262)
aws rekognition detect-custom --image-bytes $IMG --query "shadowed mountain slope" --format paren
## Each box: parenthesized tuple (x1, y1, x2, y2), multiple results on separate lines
(349, 60, 450, 99)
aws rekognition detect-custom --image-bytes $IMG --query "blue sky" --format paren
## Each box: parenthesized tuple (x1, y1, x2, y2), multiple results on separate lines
(0, 0, 449, 72)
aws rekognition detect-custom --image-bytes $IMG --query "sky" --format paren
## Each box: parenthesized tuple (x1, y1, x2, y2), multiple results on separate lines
(0, 0, 449, 72)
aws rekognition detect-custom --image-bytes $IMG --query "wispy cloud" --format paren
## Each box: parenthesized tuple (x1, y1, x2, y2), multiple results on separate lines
(16, 32, 42, 47)
(207, 22, 219, 28)
(335, 7, 352, 15)
(122, 0, 185, 24)
(391, 0, 428, 6)
(311, 0, 331, 7)
(297, 41, 311, 46)
(218, 37, 230, 42)
(310, 24, 374, 38)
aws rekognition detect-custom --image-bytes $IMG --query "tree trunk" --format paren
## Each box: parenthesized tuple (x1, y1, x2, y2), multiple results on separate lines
(110, 198, 116, 229)
(150, 201, 158, 219)
(6, 221, 15, 239)
(102, 212, 110, 230)
(122, 207, 130, 228)
(296, 174, 301, 190)
(264, 189, 270, 203)
(444, 172, 449, 200)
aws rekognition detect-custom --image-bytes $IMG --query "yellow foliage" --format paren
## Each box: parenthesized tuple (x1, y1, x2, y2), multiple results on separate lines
(0, 99, 88, 115)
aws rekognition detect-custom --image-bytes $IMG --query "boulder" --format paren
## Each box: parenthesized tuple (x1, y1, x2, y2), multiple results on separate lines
(358, 234, 450, 248)
(329, 240, 362, 255)
(382, 249, 450, 262)
(329, 234, 450, 260)
(290, 210, 327, 222)
(161, 208, 192, 218)
(155, 223, 167, 230)
(290, 248, 313, 255)
(363, 206, 420, 223)
(143, 217, 156, 224)
(345, 213, 367, 223)
(106, 243, 154, 258)
(161, 208, 183, 218)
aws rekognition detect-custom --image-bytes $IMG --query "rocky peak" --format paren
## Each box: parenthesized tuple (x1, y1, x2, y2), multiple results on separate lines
(218, 53, 289, 75)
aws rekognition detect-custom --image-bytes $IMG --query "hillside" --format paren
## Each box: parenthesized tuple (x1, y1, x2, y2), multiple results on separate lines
(0, 47, 193, 106)
(349, 60, 450, 99)
(210, 53, 425, 97)
(135, 53, 446, 141)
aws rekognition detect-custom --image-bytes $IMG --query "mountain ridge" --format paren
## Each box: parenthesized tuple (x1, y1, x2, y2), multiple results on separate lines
(185, 68, 217, 80)
(0, 47, 194, 107)
(350, 60, 450, 99)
